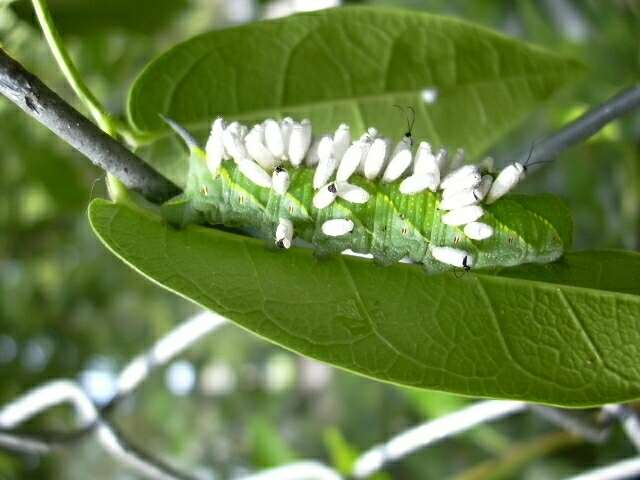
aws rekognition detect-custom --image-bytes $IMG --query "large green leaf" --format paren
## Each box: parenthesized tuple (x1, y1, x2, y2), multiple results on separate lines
(89, 198, 640, 407)
(127, 6, 582, 186)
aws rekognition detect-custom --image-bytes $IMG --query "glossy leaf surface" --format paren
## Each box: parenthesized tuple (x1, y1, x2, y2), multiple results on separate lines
(89, 199, 640, 406)
(127, 6, 582, 186)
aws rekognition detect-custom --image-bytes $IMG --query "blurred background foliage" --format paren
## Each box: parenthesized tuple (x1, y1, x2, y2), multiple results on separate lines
(0, 0, 638, 478)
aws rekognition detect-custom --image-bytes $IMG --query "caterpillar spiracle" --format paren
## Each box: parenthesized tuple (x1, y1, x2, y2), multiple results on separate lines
(161, 115, 570, 274)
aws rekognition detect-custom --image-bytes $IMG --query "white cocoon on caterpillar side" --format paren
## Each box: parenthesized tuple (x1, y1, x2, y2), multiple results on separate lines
(439, 186, 484, 210)
(205, 117, 226, 176)
(442, 181, 483, 200)
(263, 119, 285, 159)
(207, 117, 226, 146)
(272, 166, 290, 195)
(275, 218, 293, 249)
(206, 151, 223, 178)
(382, 141, 413, 183)
(305, 136, 323, 167)
(333, 124, 351, 162)
(280, 117, 294, 157)
(354, 127, 378, 171)
(301, 118, 312, 137)
(464, 222, 494, 240)
(336, 182, 370, 204)
(485, 162, 525, 204)
(341, 249, 374, 260)
(280, 117, 295, 146)
(356, 137, 373, 174)
(431, 246, 474, 269)
(237, 158, 272, 188)
(441, 205, 484, 226)
(313, 136, 337, 189)
(440, 164, 480, 190)
(313, 183, 337, 209)
(413, 142, 438, 176)
(364, 138, 389, 180)
(288, 120, 312, 167)
(336, 141, 365, 182)
(440, 175, 493, 204)
(322, 218, 354, 237)
(317, 135, 334, 161)
(228, 121, 248, 138)
(222, 122, 248, 162)
(440, 165, 480, 190)
(399, 174, 438, 195)
(245, 125, 277, 171)
(477, 175, 493, 199)
(434, 148, 449, 175)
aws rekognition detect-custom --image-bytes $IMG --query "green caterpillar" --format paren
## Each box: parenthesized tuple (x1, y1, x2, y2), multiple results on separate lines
(161, 116, 571, 274)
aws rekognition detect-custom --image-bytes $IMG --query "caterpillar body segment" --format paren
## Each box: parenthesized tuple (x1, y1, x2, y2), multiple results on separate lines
(162, 117, 570, 273)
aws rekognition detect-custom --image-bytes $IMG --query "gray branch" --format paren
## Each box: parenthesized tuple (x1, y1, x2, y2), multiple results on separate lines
(518, 84, 640, 165)
(0, 48, 179, 203)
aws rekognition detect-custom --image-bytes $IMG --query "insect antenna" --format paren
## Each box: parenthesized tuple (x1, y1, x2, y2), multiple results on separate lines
(524, 158, 555, 168)
(393, 105, 416, 145)
(406, 105, 416, 135)
(521, 139, 554, 171)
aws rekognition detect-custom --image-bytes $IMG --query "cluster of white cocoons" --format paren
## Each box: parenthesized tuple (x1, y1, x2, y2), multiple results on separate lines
(204, 116, 526, 270)
(429, 156, 527, 270)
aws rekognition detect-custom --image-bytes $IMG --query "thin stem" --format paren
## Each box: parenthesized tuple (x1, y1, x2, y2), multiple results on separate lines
(30, 0, 146, 146)
(31, 0, 114, 134)
(518, 84, 640, 165)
